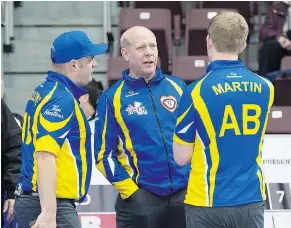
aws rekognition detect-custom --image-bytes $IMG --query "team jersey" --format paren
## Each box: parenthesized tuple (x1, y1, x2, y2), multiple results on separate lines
(174, 60, 274, 207)
(95, 67, 190, 199)
(18, 71, 92, 202)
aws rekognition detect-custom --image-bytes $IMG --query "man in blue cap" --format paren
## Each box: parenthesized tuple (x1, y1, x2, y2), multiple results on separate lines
(14, 31, 108, 228)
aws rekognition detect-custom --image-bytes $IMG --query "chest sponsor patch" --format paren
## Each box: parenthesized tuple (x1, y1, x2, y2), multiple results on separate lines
(160, 95, 177, 113)
(43, 105, 64, 119)
(126, 101, 148, 115)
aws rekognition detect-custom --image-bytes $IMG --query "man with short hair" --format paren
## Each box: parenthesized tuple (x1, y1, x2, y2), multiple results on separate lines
(173, 11, 274, 228)
(14, 30, 108, 228)
(95, 26, 189, 228)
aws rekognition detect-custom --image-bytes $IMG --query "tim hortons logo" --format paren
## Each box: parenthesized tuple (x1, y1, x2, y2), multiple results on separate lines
(160, 96, 177, 113)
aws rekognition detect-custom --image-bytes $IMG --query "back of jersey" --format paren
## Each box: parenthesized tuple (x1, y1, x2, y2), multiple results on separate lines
(182, 60, 274, 207)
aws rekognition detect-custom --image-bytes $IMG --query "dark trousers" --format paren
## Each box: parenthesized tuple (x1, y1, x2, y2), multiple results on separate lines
(14, 195, 81, 228)
(115, 188, 186, 228)
(258, 37, 291, 76)
(185, 202, 264, 228)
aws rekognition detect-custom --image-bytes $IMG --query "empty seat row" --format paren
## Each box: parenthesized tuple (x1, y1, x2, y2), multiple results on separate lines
(117, 8, 238, 73)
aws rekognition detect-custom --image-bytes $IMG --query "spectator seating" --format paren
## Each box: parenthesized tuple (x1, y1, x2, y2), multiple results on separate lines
(273, 78, 291, 106)
(134, 1, 184, 29)
(172, 56, 209, 84)
(185, 8, 237, 56)
(106, 56, 128, 88)
(281, 56, 291, 71)
(266, 106, 291, 133)
(201, 2, 252, 27)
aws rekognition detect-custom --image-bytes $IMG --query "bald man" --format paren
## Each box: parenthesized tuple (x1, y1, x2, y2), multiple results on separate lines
(95, 26, 190, 228)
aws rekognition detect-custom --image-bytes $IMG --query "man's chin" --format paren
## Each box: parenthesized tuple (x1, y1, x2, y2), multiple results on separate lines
(79, 79, 92, 88)
(142, 66, 156, 74)
(141, 70, 156, 80)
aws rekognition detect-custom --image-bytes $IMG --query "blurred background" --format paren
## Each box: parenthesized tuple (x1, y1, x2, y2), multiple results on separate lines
(0, 1, 271, 114)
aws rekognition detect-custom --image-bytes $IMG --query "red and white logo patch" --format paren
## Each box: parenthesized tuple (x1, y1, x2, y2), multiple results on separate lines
(160, 96, 177, 113)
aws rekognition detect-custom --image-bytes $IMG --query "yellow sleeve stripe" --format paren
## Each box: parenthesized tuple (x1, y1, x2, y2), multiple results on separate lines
(192, 72, 219, 207)
(255, 75, 274, 201)
(73, 99, 88, 198)
(177, 104, 193, 126)
(96, 161, 106, 179)
(254, 74, 274, 109)
(114, 81, 140, 183)
(112, 178, 139, 199)
(165, 77, 183, 96)
(22, 112, 28, 142)
(35, 135, 60, 156)
(173, 133, 194, 146)
(25, 114, 32, 145)
(117, 137, 134, 178)
(39, 112, 73, 132)
(96, 105, 108, 177)
(31, 82, 58, 190)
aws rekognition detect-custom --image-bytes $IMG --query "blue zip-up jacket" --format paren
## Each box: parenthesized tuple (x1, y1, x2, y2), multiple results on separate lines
(95, 68, 190, 199)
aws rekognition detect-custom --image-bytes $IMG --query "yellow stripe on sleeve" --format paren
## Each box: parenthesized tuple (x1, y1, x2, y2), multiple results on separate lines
(176, 104, 193, 126)
(173, 133, 194, 146)
(113, 81, 140, 183)
(22, 112, 28, 142)
(113, 178, 139, 199)
(39, 112, 73, 132)
(191, 72, 219, 207)
(31, 83, 58, 191)
(255, 76, 274, 200)
(73, 99, 87, 198)
(165, 77, 183, 96)
(96, 105, 108, 176)
(185, 133, 209, 206)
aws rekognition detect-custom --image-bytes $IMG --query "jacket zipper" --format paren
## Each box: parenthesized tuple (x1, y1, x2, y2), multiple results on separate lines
(144, 81, 173, 194)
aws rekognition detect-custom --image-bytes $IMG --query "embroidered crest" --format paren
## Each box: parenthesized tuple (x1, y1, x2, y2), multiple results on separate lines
(160, 96, 177, 113)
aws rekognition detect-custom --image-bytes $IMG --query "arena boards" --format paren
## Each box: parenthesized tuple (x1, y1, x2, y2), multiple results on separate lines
(263, 134, 291, 228)
(76, 134, 291, 228)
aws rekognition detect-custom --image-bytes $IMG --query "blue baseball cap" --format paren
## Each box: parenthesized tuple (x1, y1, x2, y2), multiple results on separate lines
(51, 30, 108, 64)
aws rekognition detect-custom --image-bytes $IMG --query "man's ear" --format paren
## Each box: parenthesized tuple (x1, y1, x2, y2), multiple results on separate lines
(69, 60, 78, 72)
(121, 48, 129, 61)
(237, 42, 247, 55)
(206, 35, 212, 50)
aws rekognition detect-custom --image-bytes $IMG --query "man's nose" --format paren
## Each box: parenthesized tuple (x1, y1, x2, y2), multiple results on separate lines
(145, 46, 154, 56)
(92, 58, 97, 68)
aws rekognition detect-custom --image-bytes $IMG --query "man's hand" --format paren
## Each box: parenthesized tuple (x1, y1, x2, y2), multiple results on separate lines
(277, 36, 291, 49)
(31, 212, 56, 228)
(3, 199, 15, 223)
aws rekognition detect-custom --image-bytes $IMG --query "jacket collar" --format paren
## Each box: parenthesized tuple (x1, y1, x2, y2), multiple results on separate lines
(122, 67, 165, 85)
(46, 71, 88, 101)
(206, 60, 245, 73)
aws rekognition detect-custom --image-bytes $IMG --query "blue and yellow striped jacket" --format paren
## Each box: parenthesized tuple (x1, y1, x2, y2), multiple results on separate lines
(18, 71, 92, 202)
(95, 68, 190, 199)
(174, 60, 274, 207)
